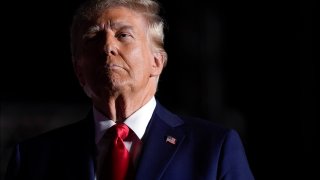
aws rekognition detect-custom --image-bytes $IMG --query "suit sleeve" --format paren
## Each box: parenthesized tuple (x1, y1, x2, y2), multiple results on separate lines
(5, 144, 21, 180)
(218, 129, 255, 180)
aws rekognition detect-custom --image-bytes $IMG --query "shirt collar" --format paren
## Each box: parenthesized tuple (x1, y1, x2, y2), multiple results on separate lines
(93, 97, 156, 144)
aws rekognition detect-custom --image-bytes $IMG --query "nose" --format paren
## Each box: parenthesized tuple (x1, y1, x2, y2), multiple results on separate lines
(103, 33, 118, 56)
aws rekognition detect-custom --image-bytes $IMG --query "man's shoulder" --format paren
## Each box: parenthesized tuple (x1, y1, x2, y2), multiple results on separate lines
(179, 115, 230, 134)
(155, 103, 231, 136)
(19, 118, 90, 148)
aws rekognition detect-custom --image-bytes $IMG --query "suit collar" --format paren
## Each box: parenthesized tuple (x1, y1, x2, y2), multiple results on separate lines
(135, 102, 186, 179)
(152, 101, 185, 127)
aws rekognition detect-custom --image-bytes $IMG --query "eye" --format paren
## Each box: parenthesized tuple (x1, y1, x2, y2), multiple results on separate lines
(116, 32, 132, 40)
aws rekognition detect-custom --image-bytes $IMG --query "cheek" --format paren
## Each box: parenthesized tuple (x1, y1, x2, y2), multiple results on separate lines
(124, 45, 153, 69)
(78, 58, 102, 84)
(82, 48, 101, 62)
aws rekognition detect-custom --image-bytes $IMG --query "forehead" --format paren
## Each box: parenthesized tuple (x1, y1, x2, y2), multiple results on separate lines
(95, 6, 147, 29)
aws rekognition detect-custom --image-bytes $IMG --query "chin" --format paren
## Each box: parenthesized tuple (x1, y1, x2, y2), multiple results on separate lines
(104, 80, 131, 94)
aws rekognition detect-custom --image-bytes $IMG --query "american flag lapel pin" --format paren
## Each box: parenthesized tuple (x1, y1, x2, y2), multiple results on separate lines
(166, 135, 177, 145)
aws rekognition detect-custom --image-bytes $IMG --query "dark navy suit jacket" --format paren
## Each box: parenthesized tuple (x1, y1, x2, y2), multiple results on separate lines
(6, 103, 254, 180)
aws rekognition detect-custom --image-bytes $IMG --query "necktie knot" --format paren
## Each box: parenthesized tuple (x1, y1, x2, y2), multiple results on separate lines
(112, 123, 129, 140)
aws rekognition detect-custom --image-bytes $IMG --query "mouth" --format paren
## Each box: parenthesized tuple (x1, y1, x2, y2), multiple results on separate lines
(104, 64, 124, 70)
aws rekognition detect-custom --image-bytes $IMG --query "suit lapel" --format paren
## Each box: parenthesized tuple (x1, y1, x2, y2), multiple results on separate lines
(80, 112, 96, 180)
(62, 112, 96, 180)
(135, 104, 186, 180)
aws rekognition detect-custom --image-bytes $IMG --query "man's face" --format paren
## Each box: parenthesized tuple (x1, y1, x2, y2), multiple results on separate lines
(75, 7, 162, 100)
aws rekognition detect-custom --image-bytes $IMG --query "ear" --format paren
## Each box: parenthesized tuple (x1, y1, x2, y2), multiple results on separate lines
(73, 61, 85, 87)
(150, 52, 164, 77)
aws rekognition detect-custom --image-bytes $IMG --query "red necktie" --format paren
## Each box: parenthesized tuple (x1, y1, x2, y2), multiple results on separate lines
(100, 123, 133, 180)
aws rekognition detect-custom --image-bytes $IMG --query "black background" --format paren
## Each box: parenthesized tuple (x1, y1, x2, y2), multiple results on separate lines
(0, 0, 316, 179)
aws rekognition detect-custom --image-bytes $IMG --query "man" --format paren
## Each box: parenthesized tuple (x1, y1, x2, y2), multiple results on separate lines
(6, 0, 254, 179)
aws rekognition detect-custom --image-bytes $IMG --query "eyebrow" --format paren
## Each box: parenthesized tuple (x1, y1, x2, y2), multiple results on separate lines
(84, 22, 135, 36)
(86, 25, 101, 33)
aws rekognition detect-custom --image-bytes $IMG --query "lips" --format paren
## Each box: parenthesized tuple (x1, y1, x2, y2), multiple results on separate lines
(104, 63, 127, 73)
(104, 63, 121, 68)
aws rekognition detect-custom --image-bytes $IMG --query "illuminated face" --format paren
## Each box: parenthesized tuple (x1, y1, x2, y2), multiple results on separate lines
(75, 7, 163, 102)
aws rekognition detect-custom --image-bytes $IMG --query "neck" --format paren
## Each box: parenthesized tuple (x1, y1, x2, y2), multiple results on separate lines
(93, 88, 155, 123)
